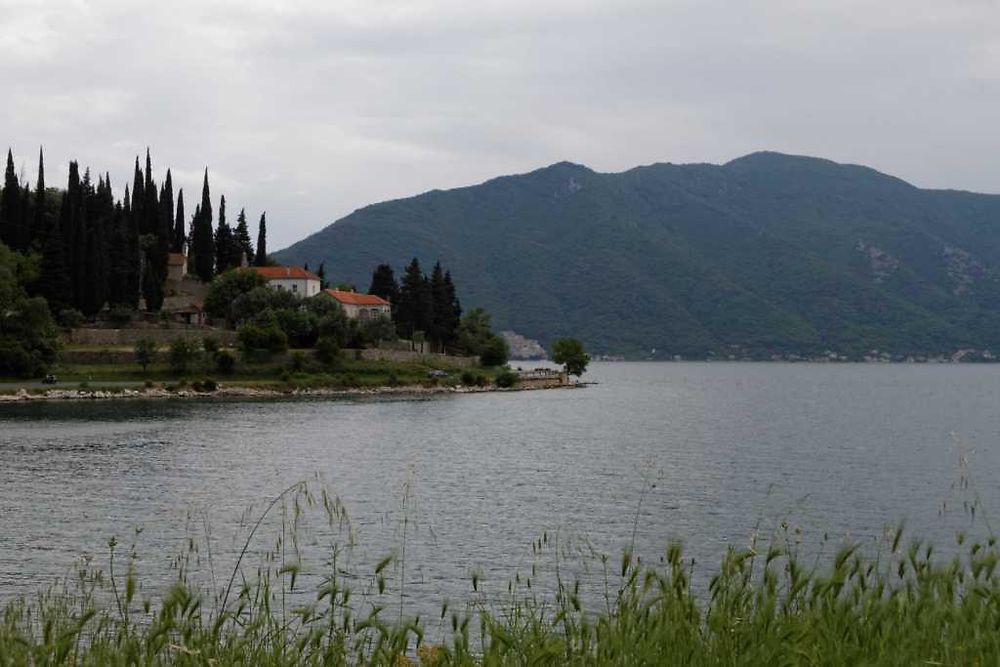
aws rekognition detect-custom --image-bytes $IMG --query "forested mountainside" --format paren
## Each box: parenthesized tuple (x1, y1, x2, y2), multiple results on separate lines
(276, 152, 1000, 359)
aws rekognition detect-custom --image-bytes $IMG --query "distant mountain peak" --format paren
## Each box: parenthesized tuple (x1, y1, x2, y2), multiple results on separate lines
(275, 154, 1000, 358)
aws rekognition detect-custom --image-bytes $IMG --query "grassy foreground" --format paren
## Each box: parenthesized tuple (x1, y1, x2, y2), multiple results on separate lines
(2, 484, 999, 665)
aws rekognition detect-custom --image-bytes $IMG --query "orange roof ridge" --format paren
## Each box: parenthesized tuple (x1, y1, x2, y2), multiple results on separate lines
(323, 288, 391, 306)
(248, 266, 321, 281)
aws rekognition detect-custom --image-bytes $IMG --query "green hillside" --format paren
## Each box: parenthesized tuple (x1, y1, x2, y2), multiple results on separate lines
(274, 152, 1000, 359)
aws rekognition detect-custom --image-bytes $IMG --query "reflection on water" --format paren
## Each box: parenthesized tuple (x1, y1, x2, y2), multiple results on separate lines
(1, 363, 999, 614)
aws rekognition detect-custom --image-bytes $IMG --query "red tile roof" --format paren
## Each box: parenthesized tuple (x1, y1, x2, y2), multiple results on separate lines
(322, 289, 391, 306)
(249, 266, 321, 281)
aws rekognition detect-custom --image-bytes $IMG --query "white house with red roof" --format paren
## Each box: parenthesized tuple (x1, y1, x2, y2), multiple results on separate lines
(321, 289, 392, 320)
(249, 266, 322, 297)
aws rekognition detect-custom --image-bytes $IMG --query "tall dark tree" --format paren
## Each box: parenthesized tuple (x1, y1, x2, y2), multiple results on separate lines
(32, 147, 46, 250)
(0, 149, 20, 249)
(317, 262, 327, 289)
(17, 183, 32, 252)
(192, 169, 215, 281)
(131, 157, 145, 234)
(254, 212, 268, 266)
(428, 262, 461, 351)
(214, 195, 235, 272)
(368, 263, 399, 316)
(75, 170, 112, 316)
(107, 204, 134, 308)
(233, 208, 254, 266)
(159, 168, 174, 252)
(172, 189, 185, 253)
(396, 258, 430, 339)
(141, 255, 163, 311)
(60, 163, 88, 310)
(443, 270, 461, 332)
(38, 217, 71, 312)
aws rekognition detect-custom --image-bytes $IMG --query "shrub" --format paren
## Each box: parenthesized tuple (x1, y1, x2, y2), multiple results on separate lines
(0, 343, 37, 378)
(289, 351, 307, 372)
(279, 369, 292, 383)
(495, 370, 519, 388)
(315, 336, 341, 367)
(460, 370, 477, 386)
(480, 336, 510, 367)
(169, 338, 196, 375)
(194, 377, 218, 392)
(214, 350, 236, 375)
(202, 335, 221, 354)
(386, 372, 400, 387)
(107, 306, 135, 327)
(238, 323, 288, 360)
(57, 308, 85, 330)
(144, 380, 154, 389)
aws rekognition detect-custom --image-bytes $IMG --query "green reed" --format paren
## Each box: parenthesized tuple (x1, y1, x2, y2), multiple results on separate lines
(2, 480, 999, 665)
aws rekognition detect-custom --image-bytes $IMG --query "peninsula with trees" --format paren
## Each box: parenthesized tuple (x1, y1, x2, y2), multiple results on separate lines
(0, 147, 581, 397)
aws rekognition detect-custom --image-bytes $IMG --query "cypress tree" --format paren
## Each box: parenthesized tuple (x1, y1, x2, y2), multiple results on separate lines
(192, 169, 214, 281)
(32, 147, 46, 250)
(0, 149, 20, 249)
(131, 157, 145, 234)
(429, 262, 451, 351)
(233, 208, 254, 266)
(317, 262, 327, 289)
(66, 165, 89, 310)
(172, 189, 185, 253)
(17, 184, 32, 252)
(159, 169, 174, 253)
(142, 256, 163, 311)
(368, 263, 399, 317)
(107, 204, 131, 308)
(125, 199, 141, 309)
(443, 270, 461, 342)
(38, 217, 71, 313)
(254, 212, 268, 266)
(74, 169, 105, 315)
(214, 195, 233, 272)
(396, 258, 427, 339)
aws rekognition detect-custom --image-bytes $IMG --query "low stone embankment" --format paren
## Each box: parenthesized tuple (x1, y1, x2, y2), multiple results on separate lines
(0, 380, 580, 403)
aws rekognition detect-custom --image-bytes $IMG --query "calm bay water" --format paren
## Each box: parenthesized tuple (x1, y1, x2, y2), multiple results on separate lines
(1, 362, 999, 614)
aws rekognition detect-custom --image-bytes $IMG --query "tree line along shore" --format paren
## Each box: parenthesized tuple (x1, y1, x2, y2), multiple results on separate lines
(0, 146, 589, 388)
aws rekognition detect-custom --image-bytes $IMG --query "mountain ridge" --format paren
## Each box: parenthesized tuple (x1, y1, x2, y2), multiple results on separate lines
(275, 152, 1000, 358)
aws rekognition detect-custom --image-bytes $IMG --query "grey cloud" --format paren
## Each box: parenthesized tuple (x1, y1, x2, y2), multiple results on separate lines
(2, 0, 1000, 248)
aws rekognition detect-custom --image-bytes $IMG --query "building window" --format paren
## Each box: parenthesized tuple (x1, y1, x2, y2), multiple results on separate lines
(292, 284, 298, 293)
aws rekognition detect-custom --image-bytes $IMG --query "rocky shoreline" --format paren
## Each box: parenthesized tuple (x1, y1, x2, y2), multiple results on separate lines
(0, 381, 581, 403)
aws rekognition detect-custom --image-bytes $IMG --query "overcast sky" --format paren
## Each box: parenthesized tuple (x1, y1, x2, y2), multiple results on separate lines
(2, 0, 999, 248)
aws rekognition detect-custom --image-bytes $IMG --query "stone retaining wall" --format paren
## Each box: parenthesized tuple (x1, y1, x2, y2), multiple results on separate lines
(64, 328, 237, 346)
(60, 349, 138, 365)
(357, 348, 479, 368)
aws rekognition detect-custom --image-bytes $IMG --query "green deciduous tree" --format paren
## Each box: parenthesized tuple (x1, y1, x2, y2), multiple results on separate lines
(552, 337, 589, 377)
(0, 242, 58, 377)
(203, 269, 268, 323)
